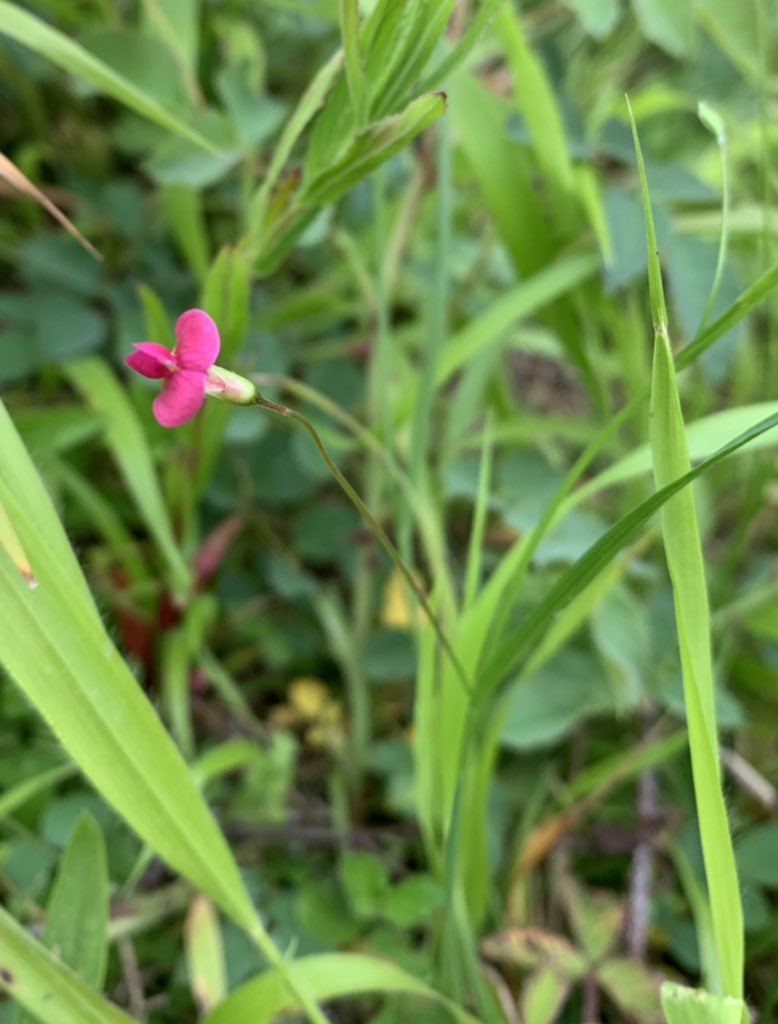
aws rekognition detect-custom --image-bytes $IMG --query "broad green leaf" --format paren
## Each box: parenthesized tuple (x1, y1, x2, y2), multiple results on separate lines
(185, 896, 227, 1014)
(501, 648, 615, 752)
(735, 823, 778, 888)
(660, 983, 746, 1024)
(565, 0, 620, 39)
(631, 0, 694, 57)
(203, 952, 480, 1024)
(0, 904, 134, 1024)
(380, 875, 444, 928)
(82, 26, 189, 112)
(0, 2, 217, 152)
(562, 880, 622, 964)
(521, 964, 571, 1024)
(43, 812, 109, 988)
(339, 851, 390, 919)
(597, 957, 660, 1023)
(696, 0, 760, 79)
(63, 357, 191, 596)
(633, 101, 743, 999)
(141, 0, 201, 105)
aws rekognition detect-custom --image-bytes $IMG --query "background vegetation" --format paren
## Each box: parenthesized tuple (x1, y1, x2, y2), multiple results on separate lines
(1, 1, 777, 1022)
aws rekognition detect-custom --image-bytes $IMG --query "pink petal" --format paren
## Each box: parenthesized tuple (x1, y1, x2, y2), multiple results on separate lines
(174, 309, 220, 372)
(152, 370, 206, 428)
(125, 342, 177, 379)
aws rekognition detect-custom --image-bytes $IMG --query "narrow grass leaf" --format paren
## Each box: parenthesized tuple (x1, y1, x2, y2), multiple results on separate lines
(568, 401, 778, 507)
(696, 101, 729, 331)
(420, 0, 506, 91)
(245, 48, 344, 259)
(436, 250, 600, 388)
(339, 0, 366, 126)
(0, 905, 134, 1024)
(0, 403, 92, 605)
(43, 812, 109, 988)
(301, 92, 446, 206)
(0, 151, 101, 260)
(463, 413, 493, 610)
(53, 460, 149, 587)
(138, 283, 174, 347)
(161, 185, 210, 283)
(497, 5, 575, 198)
(478, 408, 778, 700)
(0, 764, 74, 822)
(0, 2, 217, 152)
(203, 952, 479, 1024)
(0, 407, 258, 935)
(660, 983, 746, 1024)
(651, 329, 744, 1001)
(371, 0, 456, 117)
(631, 100, 743, 999)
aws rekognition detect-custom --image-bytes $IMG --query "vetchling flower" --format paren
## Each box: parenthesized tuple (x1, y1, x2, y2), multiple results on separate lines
(125, 308, 256, 428)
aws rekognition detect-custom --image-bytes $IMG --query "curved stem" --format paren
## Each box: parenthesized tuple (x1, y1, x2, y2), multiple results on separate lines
(254, 393, 471, 698)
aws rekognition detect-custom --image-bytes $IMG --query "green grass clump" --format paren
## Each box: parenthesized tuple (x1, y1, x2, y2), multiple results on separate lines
(1, 3, 778, 1023)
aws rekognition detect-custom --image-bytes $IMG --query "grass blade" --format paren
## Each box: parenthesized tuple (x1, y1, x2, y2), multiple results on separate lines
(0, 2, 217, 152)
(0, 905, 134, 1024)
(244, 48, 344, 260)
(203, 952, 479, 1024)
(0, 151, 101, 260)
(339, 0, 367, 127)
(43, 812, 109, 988)
(661, 982, 746, 1024)
(478, 407, 778, 701)
(0, 401, 259, 934)
(631, 98, 743, 1000)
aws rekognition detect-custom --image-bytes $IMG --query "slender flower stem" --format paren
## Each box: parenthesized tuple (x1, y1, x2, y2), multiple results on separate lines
(254, 394, 472, 697)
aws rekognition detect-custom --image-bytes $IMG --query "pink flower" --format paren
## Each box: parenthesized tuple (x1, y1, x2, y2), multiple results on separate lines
(125, 309, 220, 428)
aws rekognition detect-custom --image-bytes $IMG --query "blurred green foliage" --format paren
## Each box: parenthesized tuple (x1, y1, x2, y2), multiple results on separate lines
(2, 1, 778, 1022)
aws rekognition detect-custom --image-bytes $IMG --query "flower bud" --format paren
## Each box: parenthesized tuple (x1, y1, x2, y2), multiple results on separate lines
(205, 365, 258, 406)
